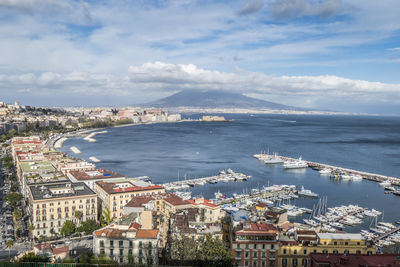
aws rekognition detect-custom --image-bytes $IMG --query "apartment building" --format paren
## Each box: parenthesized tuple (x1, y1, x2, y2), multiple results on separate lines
(28, 181, 97, 238)
(94, 180, 165, 220)
(93, 221, 159, 265)
(67, 169, 125, 190)
(232, 223, 280, 267)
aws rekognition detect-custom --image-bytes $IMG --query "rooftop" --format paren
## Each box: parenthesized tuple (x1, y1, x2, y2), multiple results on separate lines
(21, 161, 56, 173)
(317, 233, 364, 240)
(96, 181, 164, 194)
(188, 197, 219, 208)
(29, 182, 96, 201)
(69, 169, 125, 181)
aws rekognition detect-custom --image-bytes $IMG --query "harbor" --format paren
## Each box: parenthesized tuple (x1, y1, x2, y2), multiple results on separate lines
(254, 153, 400, 187)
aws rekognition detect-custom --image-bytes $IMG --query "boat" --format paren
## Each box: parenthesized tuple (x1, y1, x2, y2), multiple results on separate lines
(284, 157, 308, 169)
(297, 186, 319, 197)
(214, 190, 226, 200)
(351, 174, 363, 181)
(263, 153, 284, 164)
(379, 181, 391, 187)
(319, 168, 331, 175)
(207, 179, 218, 184)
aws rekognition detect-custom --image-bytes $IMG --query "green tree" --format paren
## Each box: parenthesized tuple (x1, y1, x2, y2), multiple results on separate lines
(5, 240, 13, 259)
(75, 210, 83, 225)
(62, 258, 76, 263)
(199, 235, 232, 266)
(103, 207, 112, 225)
(60, 220, 75, 236)
(77, 219, 101, 235)
(18, 252, 49, 262)
(12, 210, 22, 221)
(3, 193, 23, 208)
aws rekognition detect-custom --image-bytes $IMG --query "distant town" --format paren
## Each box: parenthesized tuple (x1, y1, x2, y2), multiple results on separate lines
(0, 100, 399, 267)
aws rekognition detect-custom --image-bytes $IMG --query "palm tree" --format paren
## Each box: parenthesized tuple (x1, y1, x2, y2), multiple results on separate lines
(75, 210, 83, 226)
(6, 240, 13, 259)
(28, 224, 35, 247)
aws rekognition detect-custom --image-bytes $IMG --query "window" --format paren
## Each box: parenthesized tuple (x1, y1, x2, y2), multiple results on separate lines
(100, 249, 105, 255)
(244, 260, 249, 266)
(100, 240, 104, 247)
(283, 249, 287, 254)
(246, 244, 249, 249)
(139, 249, 143, 257)
(245, 252, 249, 258)
(323, 241, 327, 245)
(303, 249, 307, 255)
(357, 242, 361, 245)
(301, 259, 307, 267)
(237, 244, 240, 249)
(110, 249, 114, 256)
(261, 260, 265, 267)
(128, 249, 132, 255)
(139, 241, 143, 248)
(236, 251, 241, 258)
(313, 250, 317, 253)
(253, 260, 257, 267)
(253, 252, 257, 258)
(110, 240, 114, 247)
(344, 250, 349, 255)
(119, 249, 123, 256)
(345, 242, 348, 245)
(282, 258, 287, 267)
(262, 252, 266, 258)
(262, 244, 265, 249)
(271, 244, 274, 250)
(294, 249, 297, 255)
(129, 241, 133, 248)
(292, 258, 298, 267)
(119, 258, 123, 264)
(356, 250, 361, 254)
(254, 244, 257, 249)
(119, 240, 123, 247)
(333, 250, 338, 254)
(334, 241, 337, 245)
(323, 250, 328, 254)
(367, 251, 372, 255)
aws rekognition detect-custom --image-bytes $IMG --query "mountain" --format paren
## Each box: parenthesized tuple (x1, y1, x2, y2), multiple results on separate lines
(143, 90, 305, 110)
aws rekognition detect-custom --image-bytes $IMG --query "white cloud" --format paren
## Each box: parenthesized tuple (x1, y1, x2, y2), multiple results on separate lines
(237, 0, 264, 16)
(268, 0, 344, 19)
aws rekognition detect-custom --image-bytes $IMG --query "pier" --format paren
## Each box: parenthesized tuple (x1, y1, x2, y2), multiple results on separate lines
(374, 227, 400, 242)
(254, 154, 400, 186)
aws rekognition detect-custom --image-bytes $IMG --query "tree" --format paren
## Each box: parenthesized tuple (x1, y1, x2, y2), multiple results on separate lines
(75, 210, 83, 225)
(60, 220, 75, 236)
(12, 210, 22, 221)
(5, 240, 13, 259)
(3, 193, 23, 208)
(77, 219, 101, 235)
(103, 207, 112, 225)
(199, 235, 232, 266)
(18, 252, 49, 263)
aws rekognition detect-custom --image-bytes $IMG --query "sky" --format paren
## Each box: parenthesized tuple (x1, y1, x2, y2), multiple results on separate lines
(0, 0, 400, 114)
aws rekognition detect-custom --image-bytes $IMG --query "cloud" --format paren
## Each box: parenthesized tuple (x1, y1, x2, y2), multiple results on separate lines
(237, 0, 264, 16)
(268, 0, 344, 19)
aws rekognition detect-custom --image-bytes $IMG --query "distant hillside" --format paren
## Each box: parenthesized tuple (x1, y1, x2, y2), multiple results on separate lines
(143, 90, 306, 110)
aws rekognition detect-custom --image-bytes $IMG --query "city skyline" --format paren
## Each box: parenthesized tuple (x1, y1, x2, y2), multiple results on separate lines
(1, 0, 400, 114)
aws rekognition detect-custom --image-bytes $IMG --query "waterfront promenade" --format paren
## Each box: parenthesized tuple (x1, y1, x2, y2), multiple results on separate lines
(254, 154, 400, 186)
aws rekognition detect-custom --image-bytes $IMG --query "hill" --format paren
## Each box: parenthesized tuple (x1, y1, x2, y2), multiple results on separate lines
(143, 90, 305, 110)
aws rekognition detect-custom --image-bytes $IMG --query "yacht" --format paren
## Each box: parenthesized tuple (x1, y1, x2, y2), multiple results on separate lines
(351, 174, 363, 181)
(263, 153, 284, 164)
(298, 186, 319, 197)
(284, 157, 308, 169)
(319, 168, 331, 175)
(379, 181, 391, 187)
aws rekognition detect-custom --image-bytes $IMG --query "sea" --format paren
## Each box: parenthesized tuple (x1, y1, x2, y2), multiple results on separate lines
(60, 114, 400, 232)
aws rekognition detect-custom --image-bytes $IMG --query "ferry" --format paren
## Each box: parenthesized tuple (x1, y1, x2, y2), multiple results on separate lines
(284, 157, 308, 169)
(263, 153, 284, 164)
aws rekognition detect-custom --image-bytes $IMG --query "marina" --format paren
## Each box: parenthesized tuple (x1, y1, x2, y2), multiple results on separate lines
(254, 153, 400, 187)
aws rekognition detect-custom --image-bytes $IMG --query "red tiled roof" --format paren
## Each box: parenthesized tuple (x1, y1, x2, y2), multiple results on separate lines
(164, 195, 191, 206)
(136, 229, 158, 239)
(125, 196, 155, 207)
(188, 198, 219, 208)
(52, 246, 69, 255)
(236, 223, 279, 236)
(129, 222, 141, 230)
(256, 203, 267, 207)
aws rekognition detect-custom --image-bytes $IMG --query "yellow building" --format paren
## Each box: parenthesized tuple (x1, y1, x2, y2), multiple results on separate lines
(28, 181, 97, 238)
(94, 180, 165, 220)
(277, 231, 376, 267)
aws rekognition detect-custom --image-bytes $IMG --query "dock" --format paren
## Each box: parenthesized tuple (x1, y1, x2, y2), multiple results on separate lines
(254, 154, 400, 186)
(374, 227, 400, 241)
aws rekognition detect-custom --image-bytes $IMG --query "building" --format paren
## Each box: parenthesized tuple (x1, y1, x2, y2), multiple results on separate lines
(67, 169, 125, 189)
(308, 253, 400, 266)
(187, 197, 225, 223)
(28, 182, 97, 238)
(93, 220, 159, 265)
(277, 231, 376, 267)
(232, 223, 279, 267)
(94, 180, 165, 220)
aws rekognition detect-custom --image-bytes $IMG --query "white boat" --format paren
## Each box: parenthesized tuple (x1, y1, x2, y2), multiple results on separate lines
(214, 190, 226, 200)
(319, 168, 331, 175)
(351, 174, 363, 181)
(379, 181, 391, 187)
(284, 157, 308, 169)
(298, 186, 319, 197)
(264, 153, 284, 164)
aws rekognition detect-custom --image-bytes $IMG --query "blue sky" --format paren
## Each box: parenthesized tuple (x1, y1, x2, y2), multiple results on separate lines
(0, 0, 400, 114)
